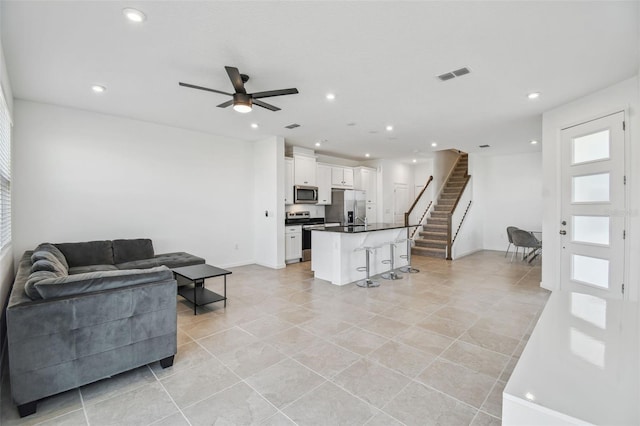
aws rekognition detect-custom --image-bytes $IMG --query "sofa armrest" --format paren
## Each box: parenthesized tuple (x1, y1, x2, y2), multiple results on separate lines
(7, 277, 177, 405)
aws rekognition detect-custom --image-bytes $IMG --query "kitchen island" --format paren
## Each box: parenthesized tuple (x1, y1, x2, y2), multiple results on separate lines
(311, 223, 414, 285)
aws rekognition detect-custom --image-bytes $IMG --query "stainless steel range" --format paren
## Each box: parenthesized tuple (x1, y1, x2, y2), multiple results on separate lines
(285, 211, 325, 262)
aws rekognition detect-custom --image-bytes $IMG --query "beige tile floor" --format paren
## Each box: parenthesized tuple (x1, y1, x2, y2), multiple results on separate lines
(1, 250, 548, 425)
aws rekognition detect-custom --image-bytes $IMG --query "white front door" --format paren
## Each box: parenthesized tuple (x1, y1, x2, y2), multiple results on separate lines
(393, 183, 409, 224)
(560, 111, 626, 298)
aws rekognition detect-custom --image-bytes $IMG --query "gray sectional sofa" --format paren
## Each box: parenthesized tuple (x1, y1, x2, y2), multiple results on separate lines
(6, 239, 205, 417)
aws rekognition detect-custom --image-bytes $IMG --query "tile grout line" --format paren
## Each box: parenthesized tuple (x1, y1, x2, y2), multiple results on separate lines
(146, 364, 193, 426)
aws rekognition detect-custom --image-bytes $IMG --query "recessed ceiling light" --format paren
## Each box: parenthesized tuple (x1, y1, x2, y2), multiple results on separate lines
(123, 8, 146, 23)
(431, 142, 438, 147)
(412, 159, 417, 163)
(250, 123, 258, 129)
(365, 153, 370, 158)
(326, 93, 335, 100)
(91, 85, 106, 93)
(527, 92, 540, 100)
(530, 139, 538, 145)
(315, 142, 321, 147)
(386, 125, 393, 131)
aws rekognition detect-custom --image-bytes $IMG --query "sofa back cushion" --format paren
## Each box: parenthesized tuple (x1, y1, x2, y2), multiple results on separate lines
(54, 240, 114, 267)
(112, 239, 154, 264)
(33, 266, 173, 299)
(31, 250, 68, 274)
(34, 243, 69, 270)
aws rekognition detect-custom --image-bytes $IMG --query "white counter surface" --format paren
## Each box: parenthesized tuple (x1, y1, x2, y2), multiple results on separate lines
(503, 291, 639, 425)
(311, 227, 410, 285)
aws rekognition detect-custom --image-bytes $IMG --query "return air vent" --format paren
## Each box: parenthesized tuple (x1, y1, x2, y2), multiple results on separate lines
(479, 144, 490, 148)
(285, 123, 300, 129)
(437, 67, 471, 82)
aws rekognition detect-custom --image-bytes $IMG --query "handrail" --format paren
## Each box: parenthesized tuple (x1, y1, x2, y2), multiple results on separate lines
(446, 174, 471, 260)
(410, 200, 432, 239)
(404, 175, 433, 226)
(452, 200, 472, 245)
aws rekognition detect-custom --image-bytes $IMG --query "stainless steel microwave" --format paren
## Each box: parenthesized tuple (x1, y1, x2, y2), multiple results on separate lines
(294, 185, 318, 204)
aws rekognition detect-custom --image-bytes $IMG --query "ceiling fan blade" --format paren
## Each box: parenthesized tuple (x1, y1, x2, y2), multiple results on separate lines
(216, 100, 234, 108)
(250, 88, 299, 99)
(225, 66, 246, 94)
(179, 82, 232, 96)
(253, 99, 281, 111)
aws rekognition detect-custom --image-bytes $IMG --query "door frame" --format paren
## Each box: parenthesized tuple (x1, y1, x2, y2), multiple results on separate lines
(559, 111, 626, 298)
(546, 107, 630, 298)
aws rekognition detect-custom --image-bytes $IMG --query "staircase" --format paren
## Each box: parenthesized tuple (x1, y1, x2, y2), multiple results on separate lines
(413, 153, 468, 259)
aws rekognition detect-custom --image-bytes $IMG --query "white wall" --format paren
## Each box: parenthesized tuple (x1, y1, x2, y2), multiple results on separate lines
(473, 152, 543, 251)
(432, 149, 459, 196)
(12, 100, 258, 268)
(541, 77, 640, 297)
(377, 159, 414, 223)
(253, 136, 285, 269)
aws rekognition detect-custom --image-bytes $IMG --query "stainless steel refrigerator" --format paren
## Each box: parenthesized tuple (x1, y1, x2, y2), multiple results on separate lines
(325, 189, 367, 225)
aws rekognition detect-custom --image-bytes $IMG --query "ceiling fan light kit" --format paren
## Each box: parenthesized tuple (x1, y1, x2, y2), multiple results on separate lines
(179, 66, 299, 113)
(232, 93, 252, 113)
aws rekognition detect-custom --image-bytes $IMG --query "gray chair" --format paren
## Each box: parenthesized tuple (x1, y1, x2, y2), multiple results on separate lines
(511, 229, 542, 263)
(505, 226, 519, 258)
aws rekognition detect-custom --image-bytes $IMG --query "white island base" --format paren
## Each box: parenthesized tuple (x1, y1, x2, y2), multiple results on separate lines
(311, 226, 410, 286)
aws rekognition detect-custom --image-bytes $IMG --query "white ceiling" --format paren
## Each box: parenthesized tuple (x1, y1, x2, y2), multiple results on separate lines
(2, 1, 638, 162)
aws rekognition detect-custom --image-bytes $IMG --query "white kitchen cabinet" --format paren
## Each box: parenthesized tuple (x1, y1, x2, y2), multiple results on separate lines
(294, 155, 317, 186)
(354, 167, 377, 204)
(331, 166, 354, 188)
(317, 164, 332, 205)
(284, 157, 294, 205)
(285, 225, 302, 263)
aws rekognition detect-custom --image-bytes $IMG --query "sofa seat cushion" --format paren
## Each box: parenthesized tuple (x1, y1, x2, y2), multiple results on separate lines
(116, 252, 205, 270)
(54, 240, 114, 268)
(69, 265, 119, 275)
(112, 239, 154, 264)
(33, 266, 173, 299)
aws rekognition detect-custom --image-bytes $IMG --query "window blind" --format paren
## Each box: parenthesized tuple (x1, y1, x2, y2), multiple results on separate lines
(0, 86, 11, 251)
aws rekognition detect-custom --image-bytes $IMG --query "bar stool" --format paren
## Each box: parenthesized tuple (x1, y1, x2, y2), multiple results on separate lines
(398, 237, 419, 273)
(381, 241, 403, 280)
(355, 245, 380, 288)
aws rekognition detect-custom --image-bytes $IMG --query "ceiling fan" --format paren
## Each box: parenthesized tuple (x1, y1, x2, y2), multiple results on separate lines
(179, 66, 299, 113)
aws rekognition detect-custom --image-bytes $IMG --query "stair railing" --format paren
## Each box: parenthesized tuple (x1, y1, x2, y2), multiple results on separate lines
(446, 174, 472, 260)
(404, 175, 433, 228)
(409, 200, 433, 239)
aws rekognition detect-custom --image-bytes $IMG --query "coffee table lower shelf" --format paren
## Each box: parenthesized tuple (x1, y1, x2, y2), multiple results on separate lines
(177, 286, 226, 308)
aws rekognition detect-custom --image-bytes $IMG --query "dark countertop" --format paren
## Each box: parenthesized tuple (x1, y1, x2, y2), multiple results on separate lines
(312, 223, 418, 233)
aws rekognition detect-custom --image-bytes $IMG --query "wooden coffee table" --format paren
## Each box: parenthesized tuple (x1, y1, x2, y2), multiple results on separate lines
(172, 264, 231, 315)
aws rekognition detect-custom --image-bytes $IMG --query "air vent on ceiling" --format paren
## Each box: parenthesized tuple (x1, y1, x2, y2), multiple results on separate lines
(479, 144, 490, 148)
(437, 66, 471, 82)
(285, 123, 300, 129)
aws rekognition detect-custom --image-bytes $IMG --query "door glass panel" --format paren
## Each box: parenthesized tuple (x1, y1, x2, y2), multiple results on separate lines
(573, 216, 609, 245)
(572, 254, 609, 288)
(572, 130, 610, 165)
(572, 173, 609, 203)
